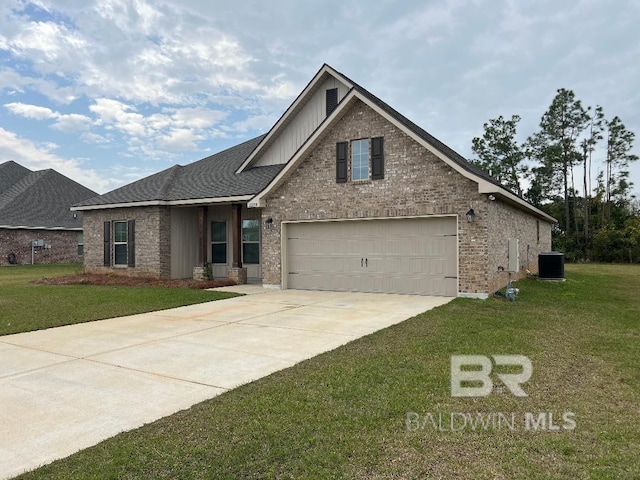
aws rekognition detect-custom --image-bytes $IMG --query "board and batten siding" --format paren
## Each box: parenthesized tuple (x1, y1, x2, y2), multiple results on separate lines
(207, 204, 262, 280)
(253, 76, 350, 167)
(170, 206, 199, 279)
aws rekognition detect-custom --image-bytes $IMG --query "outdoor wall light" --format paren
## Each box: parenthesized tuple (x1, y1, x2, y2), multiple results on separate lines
(264, 217, 273, 228)
(466, 208, 475, 223)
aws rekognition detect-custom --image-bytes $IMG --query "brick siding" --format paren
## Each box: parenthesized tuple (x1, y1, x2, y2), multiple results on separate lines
(0, 229, 82, 266)
(487, 200, 553, 293)
(261, 99, 490, 293)
(83, 206, 171, 278)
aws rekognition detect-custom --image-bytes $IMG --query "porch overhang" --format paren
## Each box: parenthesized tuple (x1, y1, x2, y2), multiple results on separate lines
(71, 195, 254, 211)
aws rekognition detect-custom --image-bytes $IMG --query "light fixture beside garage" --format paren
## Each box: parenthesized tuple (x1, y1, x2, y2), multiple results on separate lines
(264, 217, 273, 228)
(466, 209, 475, 223)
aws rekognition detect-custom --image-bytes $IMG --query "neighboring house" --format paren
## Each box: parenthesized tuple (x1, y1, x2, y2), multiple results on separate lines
(73, 64, 555, 298)
(0, 161, 97, 266)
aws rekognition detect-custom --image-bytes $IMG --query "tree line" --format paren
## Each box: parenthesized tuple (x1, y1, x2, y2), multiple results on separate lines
(471, 88, 639, 263)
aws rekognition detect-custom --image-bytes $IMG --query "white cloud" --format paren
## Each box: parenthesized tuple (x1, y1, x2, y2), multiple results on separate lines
(228, 114, 278, 134)
(52, 113, 92, 133)
(157, 128, 203, 151)
(90, 98, 146, 136)
(0, 126, 116, 193)
(168, 107, 228, 129)
(5, 102, 92, 133)
(5, 102, 55, 120)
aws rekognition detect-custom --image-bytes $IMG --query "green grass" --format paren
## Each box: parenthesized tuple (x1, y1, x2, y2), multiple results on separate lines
(14, 264, 640, 479)
(0, 264, 237, 336)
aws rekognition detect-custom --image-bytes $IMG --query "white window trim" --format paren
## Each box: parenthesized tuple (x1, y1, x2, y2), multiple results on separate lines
(351, 138, 370, 181)
(113, 221, 128, 266)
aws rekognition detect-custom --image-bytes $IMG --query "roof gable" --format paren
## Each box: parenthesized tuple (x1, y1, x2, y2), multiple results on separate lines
(235, 64, 353, 173)
(247, 76, 556, 223)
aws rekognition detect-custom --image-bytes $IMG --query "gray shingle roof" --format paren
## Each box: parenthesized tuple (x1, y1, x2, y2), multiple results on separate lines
(75, 135, 285, 207)
(0, 161, 31, 193)
(0, 163, 98, 229)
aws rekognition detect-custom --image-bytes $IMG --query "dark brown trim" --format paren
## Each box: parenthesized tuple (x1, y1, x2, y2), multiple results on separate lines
(198, 206, 208, 267)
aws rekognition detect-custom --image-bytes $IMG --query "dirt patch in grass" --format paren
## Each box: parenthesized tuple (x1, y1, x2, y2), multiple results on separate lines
(33, 273, 236, 290)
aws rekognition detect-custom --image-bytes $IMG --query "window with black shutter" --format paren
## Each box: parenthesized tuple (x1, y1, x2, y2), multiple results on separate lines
(371, 137, 384, 180)
(326, 88, 338, 116)
(336, 141, 348, 183)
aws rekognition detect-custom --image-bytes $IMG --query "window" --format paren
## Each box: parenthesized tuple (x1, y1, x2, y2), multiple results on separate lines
(113, 221, 128, 265)
(336, 137, 383, 183)
(242, 219, 260, 264)
(211, 221, 227, 264)
(326, 88, 338, 116)
(77, 233, 84, 256)
(352, 139, 369, 181)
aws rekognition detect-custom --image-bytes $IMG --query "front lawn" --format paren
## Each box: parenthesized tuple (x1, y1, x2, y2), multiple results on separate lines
(14, 264, 640, 479)
(0, 264, 237, 336)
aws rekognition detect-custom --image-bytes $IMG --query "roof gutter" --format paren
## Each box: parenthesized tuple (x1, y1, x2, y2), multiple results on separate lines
(0, 225, 83, 231)
(71, 195, 254, 211)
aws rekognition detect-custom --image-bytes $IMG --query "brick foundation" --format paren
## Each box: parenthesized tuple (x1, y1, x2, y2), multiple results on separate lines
(227, 267, 247, 285)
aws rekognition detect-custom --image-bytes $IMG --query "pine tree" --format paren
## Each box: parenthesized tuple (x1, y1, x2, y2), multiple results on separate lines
(471, 115, 526, 196)
(527, 89, 590, 239)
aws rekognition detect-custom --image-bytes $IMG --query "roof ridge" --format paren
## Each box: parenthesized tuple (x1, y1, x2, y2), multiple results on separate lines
(158, 164, 183, 200)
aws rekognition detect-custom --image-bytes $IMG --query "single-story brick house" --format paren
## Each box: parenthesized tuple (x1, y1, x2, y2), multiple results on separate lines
(73, 64, 555, 298)
(0, 161, 97, 266)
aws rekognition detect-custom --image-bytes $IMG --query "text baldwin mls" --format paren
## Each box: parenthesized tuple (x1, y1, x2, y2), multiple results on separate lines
(406, 411, 576, 432)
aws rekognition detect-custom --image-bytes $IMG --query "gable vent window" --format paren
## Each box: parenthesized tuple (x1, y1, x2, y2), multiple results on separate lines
(326, 88, 338, 116)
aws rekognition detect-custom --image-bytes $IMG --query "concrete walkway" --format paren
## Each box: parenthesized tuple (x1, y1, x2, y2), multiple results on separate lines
(0, 289, 451, 478)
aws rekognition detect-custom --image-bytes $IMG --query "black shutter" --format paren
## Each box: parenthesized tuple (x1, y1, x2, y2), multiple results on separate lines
(127, 219, 136, 267)
(103, 221, 111, 267)
(326, 88, 338, 116)
(336, 142, 348, 183)
(371, 137, 384, 180)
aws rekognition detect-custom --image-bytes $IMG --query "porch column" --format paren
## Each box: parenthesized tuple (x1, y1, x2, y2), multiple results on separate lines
(198, 206, 208, 267)
(231, 203, 242, 268)
(228, 203, 247, 284)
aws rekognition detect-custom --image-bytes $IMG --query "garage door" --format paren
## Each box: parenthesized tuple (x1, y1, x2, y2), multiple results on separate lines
(285, 217, 457, 296)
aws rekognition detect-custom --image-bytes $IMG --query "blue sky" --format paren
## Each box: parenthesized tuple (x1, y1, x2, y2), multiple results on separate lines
(1, 0, 639, 195)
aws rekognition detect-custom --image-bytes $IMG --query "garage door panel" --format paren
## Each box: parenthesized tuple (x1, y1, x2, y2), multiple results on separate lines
(286, 218, 458, 296)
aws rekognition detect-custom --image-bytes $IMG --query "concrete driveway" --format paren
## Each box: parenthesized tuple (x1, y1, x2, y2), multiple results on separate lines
(0, 288, 451, 478)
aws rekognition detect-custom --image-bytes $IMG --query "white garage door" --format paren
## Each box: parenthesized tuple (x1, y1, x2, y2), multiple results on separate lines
(285, 217, 457, 296)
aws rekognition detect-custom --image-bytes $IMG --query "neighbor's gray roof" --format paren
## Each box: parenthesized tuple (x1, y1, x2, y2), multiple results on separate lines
(0, 163, 98, 229)
(75, 135, 284, 207)
(0, 161, 31, 193)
